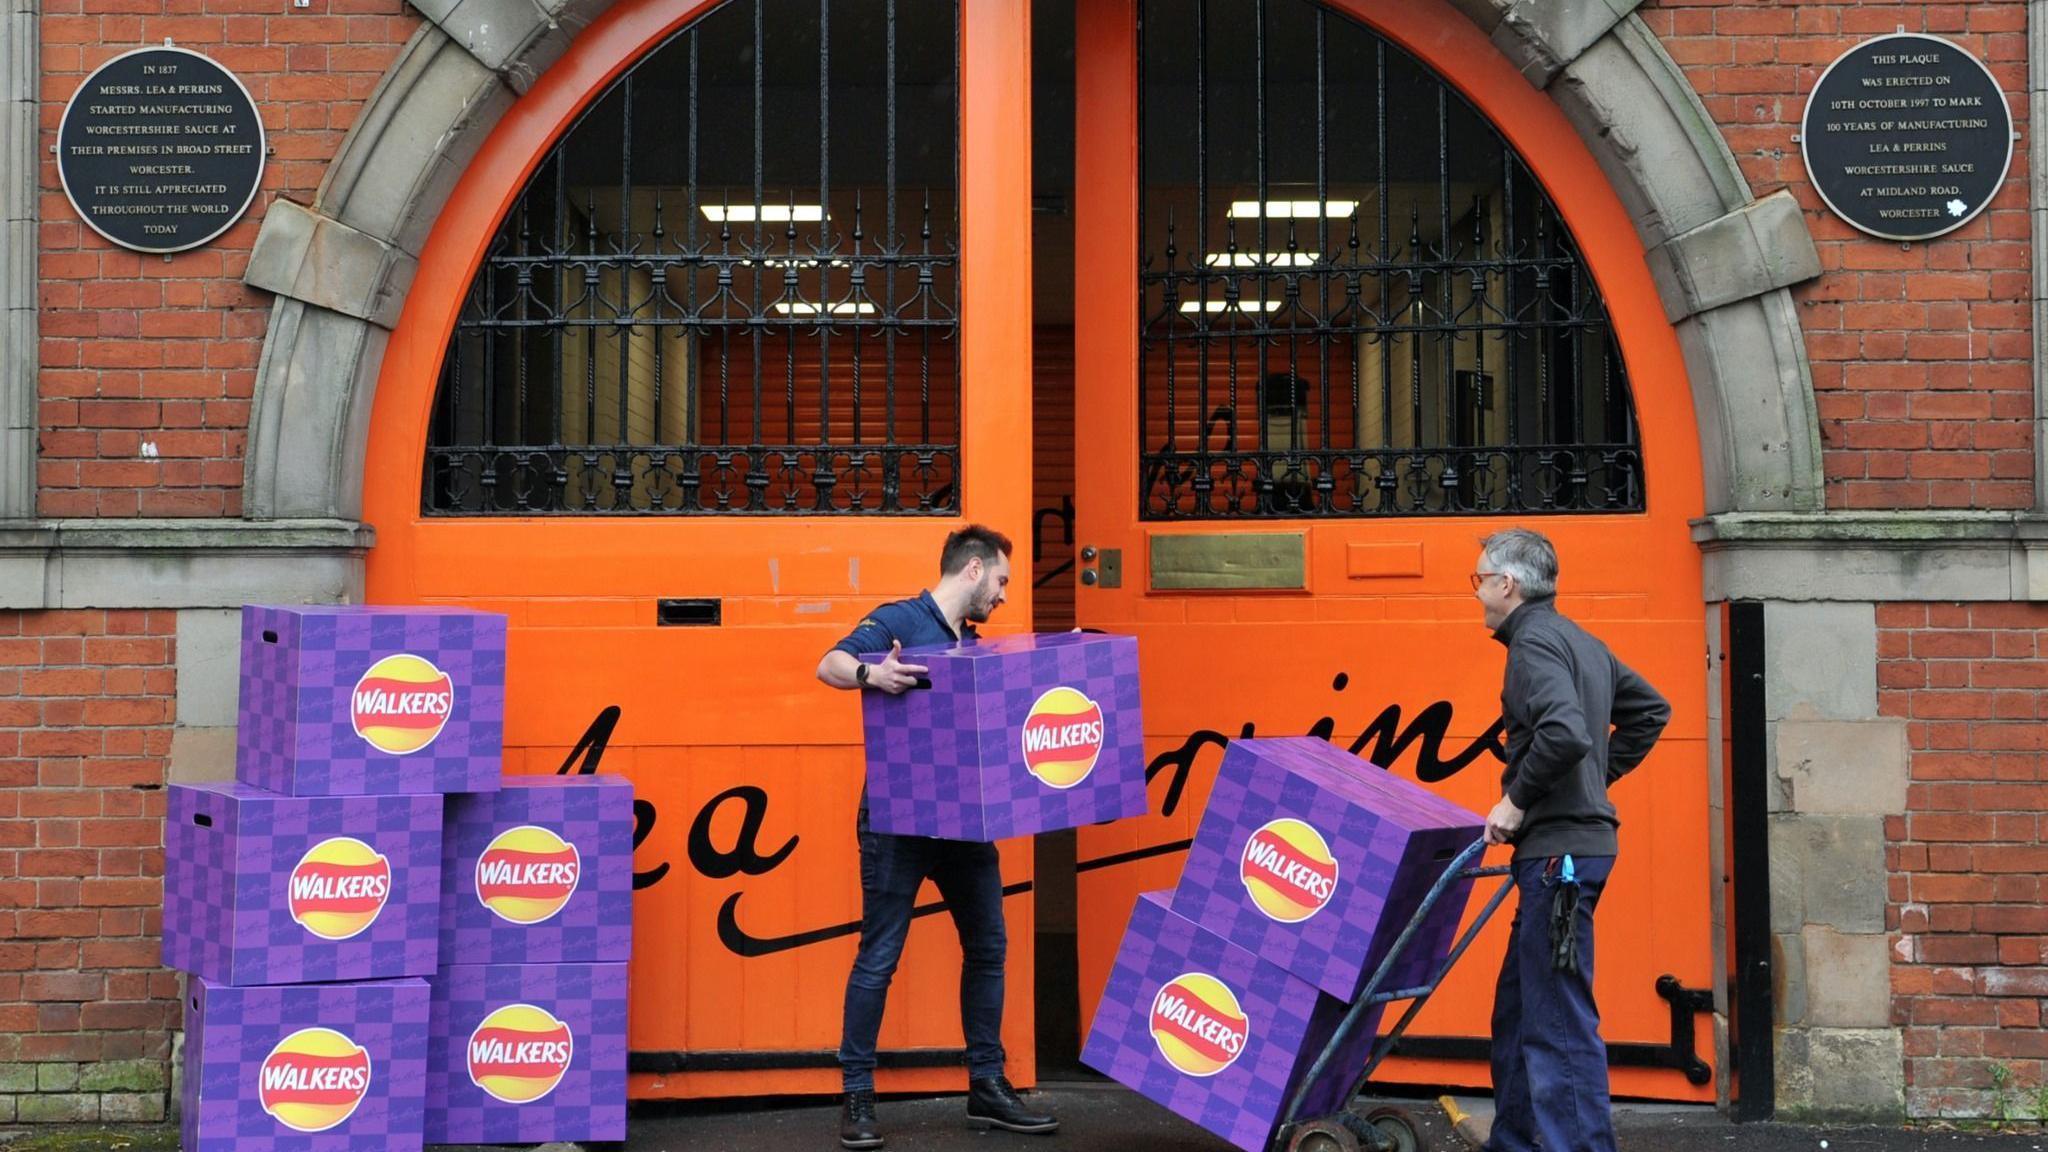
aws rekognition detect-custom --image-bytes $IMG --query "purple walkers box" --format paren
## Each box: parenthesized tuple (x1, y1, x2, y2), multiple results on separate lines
(424, 962, 629, 1144)
(235, 604, 506, 796)
(858, 632, 1147, 841)
(1171, 737, 1483, 1000)
(441, 776, 634, 965)
(182, 975, 430, 1152)
(1081, 893, 1382, 1152)
(163, 783, 443, 986)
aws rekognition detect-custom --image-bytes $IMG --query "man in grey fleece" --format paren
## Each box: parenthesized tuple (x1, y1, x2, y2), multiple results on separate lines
(1472, 527, 1669, 1152)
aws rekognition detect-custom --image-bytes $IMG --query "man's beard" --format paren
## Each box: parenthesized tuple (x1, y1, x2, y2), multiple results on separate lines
(966, 580, 998, 622)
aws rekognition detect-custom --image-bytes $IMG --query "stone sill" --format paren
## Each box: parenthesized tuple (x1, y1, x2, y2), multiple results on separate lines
(0, 517, 373, 550)
(1694, 512, 2048, 603)
(1695, 511, 2048, 546)
(0, 519, 373, 610)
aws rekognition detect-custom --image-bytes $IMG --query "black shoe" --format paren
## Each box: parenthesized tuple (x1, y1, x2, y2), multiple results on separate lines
(840, 1088, 884, 1150)
(966, 1075, 1059, 1134)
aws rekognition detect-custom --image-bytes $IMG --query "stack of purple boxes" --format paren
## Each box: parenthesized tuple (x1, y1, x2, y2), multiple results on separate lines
(161, 606, 631, 1150)
(1080, 737, 1486, 1151)
(430, 776, 631, 1145)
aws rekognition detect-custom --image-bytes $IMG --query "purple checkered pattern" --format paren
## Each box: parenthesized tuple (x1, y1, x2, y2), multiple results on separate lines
(1290, 995, 1387, 1119)
(1264, 738, 1486, 993)
(1082, 892, 1364, 1152)
(163, 783, 443, 986)
(236, 605, 506, 797)
(423, 962, 628, 1144)
(1171, 737, 1483, 999)
(859, 633, 1147, 840)
(182, 976, 430, 1152)
(440, 777, 634, 965)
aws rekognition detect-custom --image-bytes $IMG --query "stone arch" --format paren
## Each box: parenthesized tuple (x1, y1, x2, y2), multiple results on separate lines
(240, 0, 1823, 521)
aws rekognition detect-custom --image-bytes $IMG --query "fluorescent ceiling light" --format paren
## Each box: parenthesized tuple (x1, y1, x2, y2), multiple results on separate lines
(773, 302, 877, 315)
(1227, 200, 1358, 219)
(1179, 300, 1284, 313)
(1204, 252, 1321, 267)
(702, 204, 826, 222)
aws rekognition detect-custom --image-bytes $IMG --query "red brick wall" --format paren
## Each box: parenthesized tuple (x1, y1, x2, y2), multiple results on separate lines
(1643, 0, 2033, 510)
(0, 610, 178, 1116)
(36, 1, 421, 518)
(1879, 603, 2048, 1116)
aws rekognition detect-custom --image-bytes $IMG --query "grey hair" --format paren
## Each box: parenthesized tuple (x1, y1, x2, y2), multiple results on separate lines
(1479, 527, 1558, 600)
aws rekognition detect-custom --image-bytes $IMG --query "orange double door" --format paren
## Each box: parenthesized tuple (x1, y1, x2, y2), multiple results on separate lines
(363, 0, 1715, 1104)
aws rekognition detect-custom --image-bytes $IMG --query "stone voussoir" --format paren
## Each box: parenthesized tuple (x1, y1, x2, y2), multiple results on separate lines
(244, 198, 417, 331)
(1647, 190, 1824, 324)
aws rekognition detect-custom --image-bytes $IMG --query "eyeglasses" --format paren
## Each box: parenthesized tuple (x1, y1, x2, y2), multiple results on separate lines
(1469, 571, 1503, 591)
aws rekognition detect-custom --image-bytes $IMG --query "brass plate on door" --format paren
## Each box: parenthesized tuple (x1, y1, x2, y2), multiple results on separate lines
(1149, 533, 1307, 591)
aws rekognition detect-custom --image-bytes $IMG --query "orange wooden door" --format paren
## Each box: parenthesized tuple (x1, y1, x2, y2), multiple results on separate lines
(362, 0, 1039, 1100)
(1069, 0, 1716, 1101)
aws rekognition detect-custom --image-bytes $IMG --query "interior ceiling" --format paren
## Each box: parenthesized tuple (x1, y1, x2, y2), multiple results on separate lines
(539, 0, 1490, 328)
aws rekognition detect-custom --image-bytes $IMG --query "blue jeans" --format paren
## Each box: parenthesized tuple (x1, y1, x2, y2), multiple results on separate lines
(839, 812, 1007, 1092)
(1487, 854, 1616, 1152)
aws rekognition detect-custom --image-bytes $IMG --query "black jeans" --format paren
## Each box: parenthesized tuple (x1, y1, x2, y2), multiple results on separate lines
(839, 812, 1007, 1092)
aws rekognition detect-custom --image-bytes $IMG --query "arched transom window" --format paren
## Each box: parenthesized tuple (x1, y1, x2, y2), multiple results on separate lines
(1139, 0, 1644, 519)
(425, 0, 961, 515)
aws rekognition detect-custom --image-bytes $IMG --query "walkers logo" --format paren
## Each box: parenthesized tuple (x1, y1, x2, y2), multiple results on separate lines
(1021, 687, 1105, 789)
(350, 653, 454, 755)
(286, 837, 392, 941)
(1149, 972, 1249, 1077)
(475, 825, 581, 925)
(468, 1004, 575, 1104)
(258, 1027, 372, 1133)
(1239, 818, 1340, 924)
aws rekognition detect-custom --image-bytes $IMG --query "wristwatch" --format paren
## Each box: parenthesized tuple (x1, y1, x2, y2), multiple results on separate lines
(855, 662, 871, 687)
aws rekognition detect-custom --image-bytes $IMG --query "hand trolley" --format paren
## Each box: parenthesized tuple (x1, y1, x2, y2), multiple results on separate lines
(1270, 838, 1514, 1152)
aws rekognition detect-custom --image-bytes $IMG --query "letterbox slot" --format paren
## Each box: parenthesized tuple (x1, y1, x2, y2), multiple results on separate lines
(658, 598, 722, 627)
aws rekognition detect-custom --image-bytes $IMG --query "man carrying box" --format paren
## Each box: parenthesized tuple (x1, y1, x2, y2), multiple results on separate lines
(1472, 527, 1670, 1152)
(815, 524, 1059, 1150)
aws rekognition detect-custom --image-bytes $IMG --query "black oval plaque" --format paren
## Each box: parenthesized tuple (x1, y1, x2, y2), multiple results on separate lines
(1801, 33, 2013, 242)
(57, 46, 266, 254)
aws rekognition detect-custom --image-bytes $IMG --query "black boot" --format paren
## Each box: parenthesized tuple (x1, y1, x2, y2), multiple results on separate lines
(966, 1075, 1059, 1134)
(840, 1088, 884, 1150)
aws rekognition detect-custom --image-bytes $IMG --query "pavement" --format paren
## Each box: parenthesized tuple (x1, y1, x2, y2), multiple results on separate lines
(618, 1084, 2048, 1152)
(9, 1086, 2048, 1151)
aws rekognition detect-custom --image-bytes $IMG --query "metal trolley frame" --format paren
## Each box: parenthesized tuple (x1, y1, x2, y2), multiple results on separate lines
(1270, 838, 1515, 1152)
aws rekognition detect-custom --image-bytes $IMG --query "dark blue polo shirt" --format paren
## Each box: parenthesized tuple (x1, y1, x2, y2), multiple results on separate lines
(834, 590, 975, 820)
(832, 590, 976, 658)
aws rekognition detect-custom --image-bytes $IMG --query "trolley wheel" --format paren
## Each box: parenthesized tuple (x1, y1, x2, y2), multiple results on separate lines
(1285, 1118, 1362, 1152)
(1361, 1105, 1425, 1152)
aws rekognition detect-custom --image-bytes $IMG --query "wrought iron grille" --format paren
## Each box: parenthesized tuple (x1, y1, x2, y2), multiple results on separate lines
(426, 0, 961, 515)
(1138, 0, 1645, 519)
